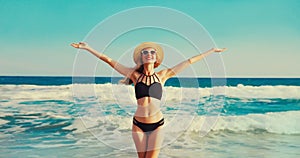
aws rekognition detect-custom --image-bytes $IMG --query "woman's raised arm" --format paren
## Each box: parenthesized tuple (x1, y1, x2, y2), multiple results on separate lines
(159, 48, 227, 81)
(71, 42, 135, 77)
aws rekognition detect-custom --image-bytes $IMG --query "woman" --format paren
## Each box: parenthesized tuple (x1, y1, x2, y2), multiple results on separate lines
(71, 42, 226, 158)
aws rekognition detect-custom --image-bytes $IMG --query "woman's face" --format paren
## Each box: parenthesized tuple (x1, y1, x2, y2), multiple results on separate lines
(141, 47, 157, 65)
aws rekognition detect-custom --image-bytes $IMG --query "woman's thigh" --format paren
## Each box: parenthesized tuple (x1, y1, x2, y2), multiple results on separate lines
(132, 124, 148, 154)
(146, 125, 165, 155)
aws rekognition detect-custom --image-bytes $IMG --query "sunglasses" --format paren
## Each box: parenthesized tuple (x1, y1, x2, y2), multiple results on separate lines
(141, 50, 156, 55)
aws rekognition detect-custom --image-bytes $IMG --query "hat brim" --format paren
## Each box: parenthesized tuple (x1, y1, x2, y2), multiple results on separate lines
(133, 42, 164, 68)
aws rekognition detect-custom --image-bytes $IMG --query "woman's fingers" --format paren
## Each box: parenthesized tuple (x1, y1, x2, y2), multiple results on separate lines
(70, 43, 79, 48)
(214, 48, 227, 52)
(70, 42, 87, 49)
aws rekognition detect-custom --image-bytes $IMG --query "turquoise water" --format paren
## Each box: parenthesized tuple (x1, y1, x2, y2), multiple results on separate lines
(0, 77, 300, 157)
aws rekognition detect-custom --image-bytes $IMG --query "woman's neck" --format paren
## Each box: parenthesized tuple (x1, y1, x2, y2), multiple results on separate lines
(143, 64, 154, 75)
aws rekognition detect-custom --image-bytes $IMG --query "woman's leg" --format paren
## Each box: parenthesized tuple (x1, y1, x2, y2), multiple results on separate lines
(132, 124, 148, 158)
(145, 125, 165, 158)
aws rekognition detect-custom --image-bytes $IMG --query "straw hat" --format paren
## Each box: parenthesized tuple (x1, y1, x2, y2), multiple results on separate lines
(133, 42, 164, 68)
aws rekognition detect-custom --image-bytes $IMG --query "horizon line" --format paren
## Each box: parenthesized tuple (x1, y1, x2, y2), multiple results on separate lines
(1, 75, 300, 79)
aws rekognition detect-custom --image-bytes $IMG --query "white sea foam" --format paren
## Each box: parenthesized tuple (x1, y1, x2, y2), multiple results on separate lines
(221, 84, 300, 99)
(65, 111, 300, 136)
(0, 119, 9, 125)
(60, 110, 300, 152)
(190, 110, 300, 135)
(0, 85, 73, 102)
(1, 84, 300, 104)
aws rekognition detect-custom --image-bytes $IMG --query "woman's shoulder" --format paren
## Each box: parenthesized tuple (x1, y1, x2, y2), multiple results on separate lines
(157, 68, 171, 76)
(156, 69, 172, 84)
(130, 70, 143, 84)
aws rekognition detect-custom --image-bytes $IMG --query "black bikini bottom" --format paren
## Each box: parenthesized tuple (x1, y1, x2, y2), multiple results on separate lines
(133, 117, 164, 133)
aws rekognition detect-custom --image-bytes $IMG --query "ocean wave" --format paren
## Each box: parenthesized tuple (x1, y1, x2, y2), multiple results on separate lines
(1, 84, 299, 102)
(64, 111, 300, 135)
(190, 110, 300, 135)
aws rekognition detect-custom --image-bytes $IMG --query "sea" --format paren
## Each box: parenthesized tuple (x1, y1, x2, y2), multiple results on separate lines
(0, 76, 299, 158)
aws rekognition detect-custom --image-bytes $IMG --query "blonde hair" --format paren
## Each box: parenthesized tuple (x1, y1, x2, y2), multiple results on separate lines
(119, 65, 144, 85)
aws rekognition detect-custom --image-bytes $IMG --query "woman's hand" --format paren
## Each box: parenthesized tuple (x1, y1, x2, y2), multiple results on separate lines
(211, 48, 227, 53)
(70, 42, 89, 50)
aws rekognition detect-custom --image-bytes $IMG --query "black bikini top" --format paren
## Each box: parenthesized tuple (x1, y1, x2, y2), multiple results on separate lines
(134, 72, 162, 100)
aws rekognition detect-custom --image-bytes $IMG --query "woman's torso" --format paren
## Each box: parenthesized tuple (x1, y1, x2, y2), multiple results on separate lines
(133, 72, 164, 123)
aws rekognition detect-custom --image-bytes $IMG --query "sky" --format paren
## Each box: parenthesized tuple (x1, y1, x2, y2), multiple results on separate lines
(0, 0, 299, 77)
